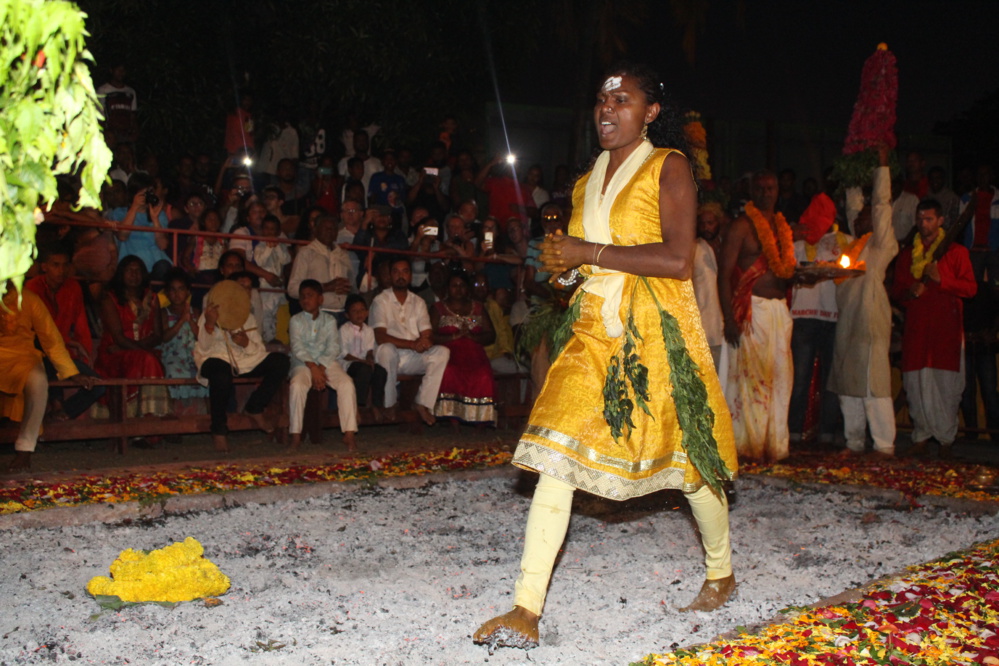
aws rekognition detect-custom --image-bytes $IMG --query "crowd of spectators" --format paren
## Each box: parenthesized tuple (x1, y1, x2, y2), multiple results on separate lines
(0, 82, 575, 469)
(1, 68, 996, 470)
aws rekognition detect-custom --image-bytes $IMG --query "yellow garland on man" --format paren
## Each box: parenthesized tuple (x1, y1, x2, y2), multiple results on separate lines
(910, 230, 944, 279)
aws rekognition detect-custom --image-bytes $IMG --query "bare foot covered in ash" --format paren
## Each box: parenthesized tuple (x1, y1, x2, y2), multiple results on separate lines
(473, 606, 539, 653)
(679, 573, 737, 612)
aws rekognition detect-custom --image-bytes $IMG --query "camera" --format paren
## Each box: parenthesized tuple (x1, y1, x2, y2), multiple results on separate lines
(145, 188, 159, 207)
(424, 225, 439, 237)
(424, 167, 439, 177)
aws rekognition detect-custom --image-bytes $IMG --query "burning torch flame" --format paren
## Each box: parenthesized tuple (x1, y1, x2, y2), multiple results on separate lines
(839, 255, 851, 269)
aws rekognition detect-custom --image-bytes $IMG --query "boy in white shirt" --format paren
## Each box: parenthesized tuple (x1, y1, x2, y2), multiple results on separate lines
(288, 280, 358, 451)
(340, 294, 388, 421)
(253, 216, 291, 343)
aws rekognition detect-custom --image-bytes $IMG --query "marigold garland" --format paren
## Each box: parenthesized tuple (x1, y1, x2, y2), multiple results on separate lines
(86, 537, 230, 603)
(745, 202, 796, 279)
(910, 231, 944, 279)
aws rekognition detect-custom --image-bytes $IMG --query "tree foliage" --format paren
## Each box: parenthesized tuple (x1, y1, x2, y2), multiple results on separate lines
(0, 0, 112, 291)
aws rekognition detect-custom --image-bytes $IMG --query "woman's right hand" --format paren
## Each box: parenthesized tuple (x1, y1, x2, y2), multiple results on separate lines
(130, 189, 147, 211)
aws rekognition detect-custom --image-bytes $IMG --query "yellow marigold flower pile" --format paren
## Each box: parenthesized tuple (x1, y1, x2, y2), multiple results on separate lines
(86, 537, 230, 603)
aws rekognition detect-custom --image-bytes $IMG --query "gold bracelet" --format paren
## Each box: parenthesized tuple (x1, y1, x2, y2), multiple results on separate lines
(591, 242, 599, 265)
(595, 244, 609, 264)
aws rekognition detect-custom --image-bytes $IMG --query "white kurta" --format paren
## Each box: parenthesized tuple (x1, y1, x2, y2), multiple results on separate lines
(828, 166, 898, 399)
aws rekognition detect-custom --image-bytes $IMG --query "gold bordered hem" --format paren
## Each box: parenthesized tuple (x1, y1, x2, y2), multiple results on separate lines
(512, 440, 708, 500)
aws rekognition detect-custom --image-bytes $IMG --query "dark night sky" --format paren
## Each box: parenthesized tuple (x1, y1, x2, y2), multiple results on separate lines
(518, 1, 999, 138)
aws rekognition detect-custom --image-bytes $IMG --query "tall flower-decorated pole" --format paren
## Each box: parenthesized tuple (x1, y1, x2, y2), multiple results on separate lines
(0, 0, 112, 296)
(832, 43, 899, 197)
(831, 43, 900, 230)
(844, 43, 898, 155)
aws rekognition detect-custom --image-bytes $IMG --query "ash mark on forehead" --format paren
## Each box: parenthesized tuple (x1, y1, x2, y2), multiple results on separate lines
(602, 76, 622, 92)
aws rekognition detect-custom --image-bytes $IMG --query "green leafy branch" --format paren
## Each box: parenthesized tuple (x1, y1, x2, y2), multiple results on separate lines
(640, 277, 731, 494)
(0, 0, 112, 292)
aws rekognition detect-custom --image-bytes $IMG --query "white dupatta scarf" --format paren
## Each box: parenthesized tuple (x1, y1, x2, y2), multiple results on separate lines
(580, 139, 655, 338)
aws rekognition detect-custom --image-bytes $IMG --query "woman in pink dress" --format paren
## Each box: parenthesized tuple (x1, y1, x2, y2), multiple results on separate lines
(430, 270, 497, 424)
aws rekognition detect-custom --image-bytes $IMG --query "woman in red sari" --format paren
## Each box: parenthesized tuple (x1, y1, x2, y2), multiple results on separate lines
(430, 270, 497, 424)
(95, 255, 169, 417)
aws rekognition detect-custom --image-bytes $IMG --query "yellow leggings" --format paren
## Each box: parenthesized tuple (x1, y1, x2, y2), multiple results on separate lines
(513, 474, 732, 615)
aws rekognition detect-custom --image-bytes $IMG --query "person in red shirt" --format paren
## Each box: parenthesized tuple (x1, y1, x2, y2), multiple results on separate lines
(475, 156, 537, 231)
(891, 200, 977, 457)
(24, 242, 105, 420)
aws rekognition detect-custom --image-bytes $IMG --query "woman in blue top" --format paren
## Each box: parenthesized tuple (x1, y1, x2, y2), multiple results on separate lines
(109, 174, 172, 280)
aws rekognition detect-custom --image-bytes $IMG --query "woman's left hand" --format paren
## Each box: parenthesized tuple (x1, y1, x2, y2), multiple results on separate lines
(539, 230, 592, 274)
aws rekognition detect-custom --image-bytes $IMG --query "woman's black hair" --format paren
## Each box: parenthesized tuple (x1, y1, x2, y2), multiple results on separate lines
(602, 61, 688, 154)
(447, 266, 472, 291)
(108, 255, 150, 304)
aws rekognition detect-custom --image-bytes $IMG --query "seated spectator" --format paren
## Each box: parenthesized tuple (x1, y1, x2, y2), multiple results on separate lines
(443, 213, 475, 270)
(253, 215, 292, 343)
(159, 269, 208, 412)
(219, 171, 253, 234)
(370, 257, 449, 426)
(94, 255, 170, 419)
(183, 208, 226, 306)
(287, 214, 354, 317)
(430, 269, 496, 424)
(368, 149, 407, 210)
(194, 279, 290, 452)
(353, 205, 408, 291)
(273, 159, 309, 217)
(72, 180, 124, 284)
(451, 153, 487, 212)
(295, 205, 327, 244)
(108, 174, 172, 280)
(25, 242, 105, 420)
(409, 209, 441, 289)
(472, 272, 523, 375)
(168, 192, 208, 264)
(288, 279, 358, 451)
(525, 164, 550, 209)
(340, 294, 387, 421)
(230, 202, 281, 287)
(0, 283, 93, 471)
(214, 250, 264, 321)
(476, 216, 522, 302)
(338, 199, 365, 281)
(311, 156, 342, 218)
(260, 185, 296, 239)
(337, 130, 382, 193)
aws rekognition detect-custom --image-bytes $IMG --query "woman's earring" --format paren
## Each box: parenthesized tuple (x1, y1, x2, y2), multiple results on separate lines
(640, 123, 649, 140)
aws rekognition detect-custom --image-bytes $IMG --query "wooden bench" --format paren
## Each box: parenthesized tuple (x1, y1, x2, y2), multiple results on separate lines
(0, 373, 535, 453)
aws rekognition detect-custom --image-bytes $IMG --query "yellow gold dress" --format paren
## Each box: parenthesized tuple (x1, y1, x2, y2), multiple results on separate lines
(512, 149, 737, 499)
